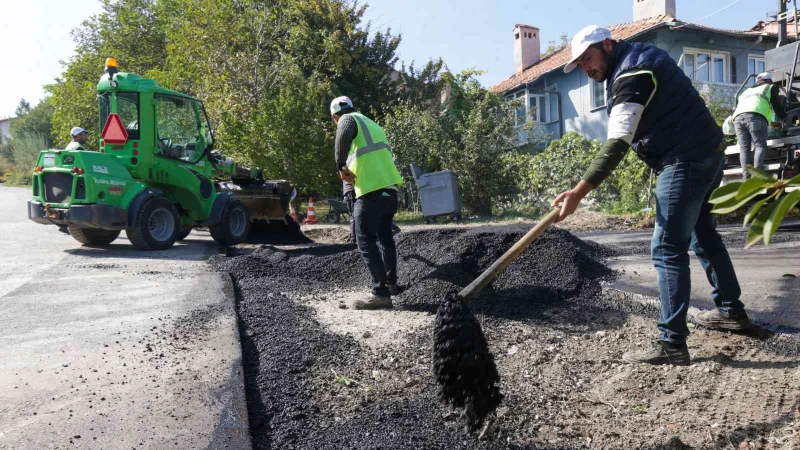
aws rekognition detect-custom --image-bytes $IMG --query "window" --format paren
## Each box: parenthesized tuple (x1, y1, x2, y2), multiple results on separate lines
(529, 94, 548, 122)
(748, 56, 766, 85)
(590, 77, 606, 109)
(155, 94, 207, 163)
(99, 92, 140, 140)
(682, 49, 728, 83)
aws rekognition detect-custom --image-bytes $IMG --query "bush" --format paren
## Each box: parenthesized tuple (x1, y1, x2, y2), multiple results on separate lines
(9, 132, 47, 172)
(524, 132, 651, 213)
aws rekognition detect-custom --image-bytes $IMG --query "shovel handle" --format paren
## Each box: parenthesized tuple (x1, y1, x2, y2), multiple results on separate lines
(458, 207, 561, 302)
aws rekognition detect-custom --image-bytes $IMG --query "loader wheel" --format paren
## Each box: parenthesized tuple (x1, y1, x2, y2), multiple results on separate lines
(210, 198, 250, 245)
(126, 196, 179, 251)
(176, 226, 193, 241)
(68, 227, 121, 246)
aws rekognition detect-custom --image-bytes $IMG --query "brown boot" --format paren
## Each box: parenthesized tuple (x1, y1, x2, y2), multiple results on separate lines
(694, 309, 752, 331)
(352, 293, 392, 310)
(622, 341, 691, 366)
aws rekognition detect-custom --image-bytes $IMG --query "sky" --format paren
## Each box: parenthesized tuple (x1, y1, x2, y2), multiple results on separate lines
(0, 0, 782, 118)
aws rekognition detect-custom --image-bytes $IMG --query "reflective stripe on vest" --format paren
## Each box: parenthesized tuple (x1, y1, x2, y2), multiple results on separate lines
(733, 83, 773, 121)
(614, 69, 658, 107)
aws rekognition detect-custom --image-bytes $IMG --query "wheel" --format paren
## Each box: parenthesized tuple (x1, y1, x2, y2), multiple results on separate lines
(210, 198, 251, 245)
(176, 226, 193, 241)
(68, 227, 121, 246)
(327, 212, 340, 224)
(126, 196, 180, 251)
(452, 214, 462, 222)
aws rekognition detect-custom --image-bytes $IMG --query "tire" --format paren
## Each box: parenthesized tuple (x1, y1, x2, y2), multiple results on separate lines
(327, 212, 340, 224)
(176, 226, 193, 241)
(210, 198, 251, 245)
(68, 227, 121, 246)
(126, 196, 180, 251)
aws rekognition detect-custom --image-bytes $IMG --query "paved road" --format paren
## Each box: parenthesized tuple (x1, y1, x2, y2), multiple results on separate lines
(0, 186, 250, 449)
(583, 225, 800, 333)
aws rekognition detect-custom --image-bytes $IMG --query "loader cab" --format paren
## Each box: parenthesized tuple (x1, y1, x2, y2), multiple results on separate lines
(152, 94, 213, 163)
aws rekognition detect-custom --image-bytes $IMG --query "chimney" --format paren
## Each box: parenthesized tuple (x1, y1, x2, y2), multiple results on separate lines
(633, 0, 676, 21)
(514, 24, 540, 75)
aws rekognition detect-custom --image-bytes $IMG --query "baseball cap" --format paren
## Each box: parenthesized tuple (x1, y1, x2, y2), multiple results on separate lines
(330, 96, 354, 115)
(564, 25, 613, 73)
(756, 72, 773, 83)
(70, 127, 88, 137)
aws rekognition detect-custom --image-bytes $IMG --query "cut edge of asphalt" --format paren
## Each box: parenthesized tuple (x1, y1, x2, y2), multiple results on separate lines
(207, 271, 253, 450)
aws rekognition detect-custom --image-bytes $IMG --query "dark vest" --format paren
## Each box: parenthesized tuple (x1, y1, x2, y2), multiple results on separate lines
(606, 40, 723, 170)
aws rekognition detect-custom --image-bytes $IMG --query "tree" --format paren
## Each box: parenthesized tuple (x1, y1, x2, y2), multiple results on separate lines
(10, 97, 55, 148)
(14, 99, 32, 117)
(542, 33, 568, 59)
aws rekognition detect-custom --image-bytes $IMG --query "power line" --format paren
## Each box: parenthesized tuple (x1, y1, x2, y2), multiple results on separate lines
(672, 0, 746, 30)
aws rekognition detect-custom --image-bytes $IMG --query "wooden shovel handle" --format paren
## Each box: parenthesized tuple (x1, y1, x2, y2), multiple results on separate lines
(458, 207, 561, 302)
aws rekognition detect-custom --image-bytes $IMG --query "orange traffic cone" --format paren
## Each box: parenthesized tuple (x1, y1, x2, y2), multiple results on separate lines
(304, 197, 318, 224)
(289, 203, 299, 224)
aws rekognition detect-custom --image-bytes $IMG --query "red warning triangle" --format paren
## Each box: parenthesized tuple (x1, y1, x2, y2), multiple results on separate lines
(101, 113, 129, 145)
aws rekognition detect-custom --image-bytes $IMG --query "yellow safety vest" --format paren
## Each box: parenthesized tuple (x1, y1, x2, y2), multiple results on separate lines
(345, 113, 403, 198)
(733, 83, 773, 121)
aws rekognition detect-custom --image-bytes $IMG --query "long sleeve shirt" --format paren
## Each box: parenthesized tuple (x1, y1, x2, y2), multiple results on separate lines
(335, 114, 358, 195)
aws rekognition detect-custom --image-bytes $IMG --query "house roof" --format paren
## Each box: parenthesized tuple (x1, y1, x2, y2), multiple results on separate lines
(751, 17, 800, 39)
(490, 14, 778, 94)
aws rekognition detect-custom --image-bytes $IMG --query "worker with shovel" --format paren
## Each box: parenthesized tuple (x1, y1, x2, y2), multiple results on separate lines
(331, 96, 404, 309)
(553, 26, 751, 366)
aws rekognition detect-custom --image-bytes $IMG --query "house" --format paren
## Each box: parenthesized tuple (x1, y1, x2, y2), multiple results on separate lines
(0, 117, 13, 154)
(490, 0, 783, 146)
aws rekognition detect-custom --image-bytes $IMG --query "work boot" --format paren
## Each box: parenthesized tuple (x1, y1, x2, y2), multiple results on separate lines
(387, 283, 405, 296)
(352, 293, 392, 310)
(58, 225, 70, 234)
(694, 308, 752, 331)
(622, 341, 691, 366)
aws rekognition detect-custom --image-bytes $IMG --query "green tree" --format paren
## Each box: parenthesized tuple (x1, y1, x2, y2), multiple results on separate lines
(10, 97, 55, 148)
(15, 99, 32, 117)
(542, 33, 568, 59)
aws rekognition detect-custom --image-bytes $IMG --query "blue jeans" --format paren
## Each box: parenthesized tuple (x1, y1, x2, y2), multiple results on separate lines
(354, 189, 398, 296)
(651, 151, 745, 345)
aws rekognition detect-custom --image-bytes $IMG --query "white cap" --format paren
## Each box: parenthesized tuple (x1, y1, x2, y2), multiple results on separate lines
(564, 25, 612, 73)
(70, 127, 88, 137)
(330, 96, 354, 115)
(756, 72, 773, 83)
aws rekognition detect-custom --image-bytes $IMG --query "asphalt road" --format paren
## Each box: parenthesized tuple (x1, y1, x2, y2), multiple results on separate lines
(583, 224, 800, 333)
(0, 185, 250, 450)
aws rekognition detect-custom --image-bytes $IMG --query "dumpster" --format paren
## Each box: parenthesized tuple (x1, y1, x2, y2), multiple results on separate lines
(410, 164, 462, 223)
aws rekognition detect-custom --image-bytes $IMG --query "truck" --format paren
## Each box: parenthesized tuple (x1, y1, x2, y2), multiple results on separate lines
(721, 0, 800, 188)
(28, 58, 297, 250)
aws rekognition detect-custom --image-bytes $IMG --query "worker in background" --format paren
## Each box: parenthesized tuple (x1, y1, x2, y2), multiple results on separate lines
(733, 72, 785, 179)
(552, 25, 750, 366)
(66, 127, 90, 151)
(331, 96, 404, 309)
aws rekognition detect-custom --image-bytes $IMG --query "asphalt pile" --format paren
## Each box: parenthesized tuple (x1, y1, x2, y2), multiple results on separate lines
(213, 224, 617, 449)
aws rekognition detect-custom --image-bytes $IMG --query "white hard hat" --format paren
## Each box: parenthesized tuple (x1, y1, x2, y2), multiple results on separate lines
(756, 72, 773, 83)
(564, 25, 612, 73)
(330, 96, 354, 115)
(70, 126, 88, 137)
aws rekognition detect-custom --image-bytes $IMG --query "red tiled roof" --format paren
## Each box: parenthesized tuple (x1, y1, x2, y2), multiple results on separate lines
(751, 18, 800, 39)
(490, 14, 780, 94)
(515, 23, 539, 30)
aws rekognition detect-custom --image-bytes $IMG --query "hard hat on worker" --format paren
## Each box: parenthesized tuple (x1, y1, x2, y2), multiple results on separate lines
(330, 96, 354, 116)
(70, 127, 88, 137)
(564, 25, 612, 73)
(756, 72, 773, 83)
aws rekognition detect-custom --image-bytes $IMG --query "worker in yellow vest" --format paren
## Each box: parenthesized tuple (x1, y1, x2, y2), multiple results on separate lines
(733, 72, 785, 179)
(331, 96, 405, 310)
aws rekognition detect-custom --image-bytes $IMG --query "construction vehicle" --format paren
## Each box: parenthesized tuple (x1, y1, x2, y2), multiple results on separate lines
(722, 0, 800, 188)
(28, 58, 297, 250)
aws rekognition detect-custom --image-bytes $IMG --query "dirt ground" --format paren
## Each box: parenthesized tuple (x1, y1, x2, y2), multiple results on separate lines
(214, 223, 800, 450)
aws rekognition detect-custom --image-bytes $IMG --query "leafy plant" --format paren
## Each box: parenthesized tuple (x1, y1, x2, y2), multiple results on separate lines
(709, 166, 800, 247)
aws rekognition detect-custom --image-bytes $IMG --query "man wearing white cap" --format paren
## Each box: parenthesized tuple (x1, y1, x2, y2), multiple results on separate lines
(66, 127, 90, 151)
(732, 72, 785, 179)
(330, 96, 405, 309)
(552, 25, 750, 366)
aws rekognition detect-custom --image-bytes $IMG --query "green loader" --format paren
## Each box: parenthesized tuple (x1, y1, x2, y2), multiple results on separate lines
(28, 58, 297, 250)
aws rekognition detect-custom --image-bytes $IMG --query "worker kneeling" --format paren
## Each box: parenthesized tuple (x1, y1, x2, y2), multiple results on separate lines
(330, 96, 404, 309)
